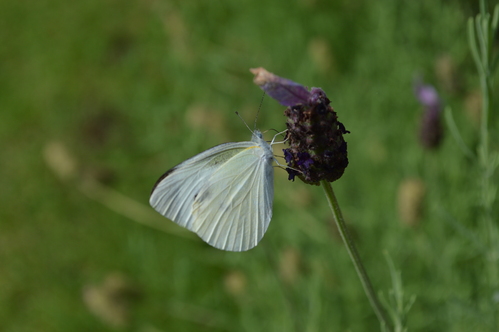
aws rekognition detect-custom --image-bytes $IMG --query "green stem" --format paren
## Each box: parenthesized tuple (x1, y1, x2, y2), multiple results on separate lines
(444, 106, 474, 159)
(321, 180, 392, 331)
(471, 1, 499, 320)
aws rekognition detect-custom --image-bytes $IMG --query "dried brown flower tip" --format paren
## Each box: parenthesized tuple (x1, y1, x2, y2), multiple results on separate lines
(398, 178, 426, 227)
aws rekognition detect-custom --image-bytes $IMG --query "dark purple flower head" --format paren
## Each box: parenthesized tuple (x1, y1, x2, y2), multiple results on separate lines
(283, 159, 300, 181)
(283, 149, 294, 163)
(308, 87, 328, 105)
(413, 77, 444, 149)
(296, 152, 314, 168)
(252, 68, 349, 185)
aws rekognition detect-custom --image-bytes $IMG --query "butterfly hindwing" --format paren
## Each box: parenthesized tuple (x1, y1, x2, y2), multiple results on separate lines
(191, 145, 274, 251)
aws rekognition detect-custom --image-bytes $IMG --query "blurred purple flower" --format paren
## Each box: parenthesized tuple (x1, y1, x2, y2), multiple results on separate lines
(414, 77, 444, 149)
(414, 82, 440, 109)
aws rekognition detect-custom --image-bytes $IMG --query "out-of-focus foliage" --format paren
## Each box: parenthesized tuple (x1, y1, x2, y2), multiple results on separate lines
(1, 0, 498, 331)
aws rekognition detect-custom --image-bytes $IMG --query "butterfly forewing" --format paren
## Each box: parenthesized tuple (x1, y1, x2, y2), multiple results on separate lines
(150, 142, 253, 228)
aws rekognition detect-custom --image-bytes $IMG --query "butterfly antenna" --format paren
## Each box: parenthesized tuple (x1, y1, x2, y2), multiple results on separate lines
(235, 112, 253, 134)
(254, 91, 266, 130)
(272, 159, 303, 174)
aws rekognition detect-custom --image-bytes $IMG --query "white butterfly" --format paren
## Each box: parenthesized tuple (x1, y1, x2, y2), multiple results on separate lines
(150, 130, 276, 251)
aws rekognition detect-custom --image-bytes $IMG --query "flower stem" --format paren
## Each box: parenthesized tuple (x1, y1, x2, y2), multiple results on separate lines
(468, 0, 499, 304)
(321, 180, 391, 331)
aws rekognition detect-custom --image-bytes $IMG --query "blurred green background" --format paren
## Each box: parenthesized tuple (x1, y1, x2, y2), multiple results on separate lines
(1, 0, 498, 331)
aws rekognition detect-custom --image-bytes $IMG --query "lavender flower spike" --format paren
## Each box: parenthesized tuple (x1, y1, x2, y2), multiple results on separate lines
(250, 67, 311, 106)
(414, 77, 441, 110)
(251, 68, 349, 185)
(413, 77, 443, 149)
